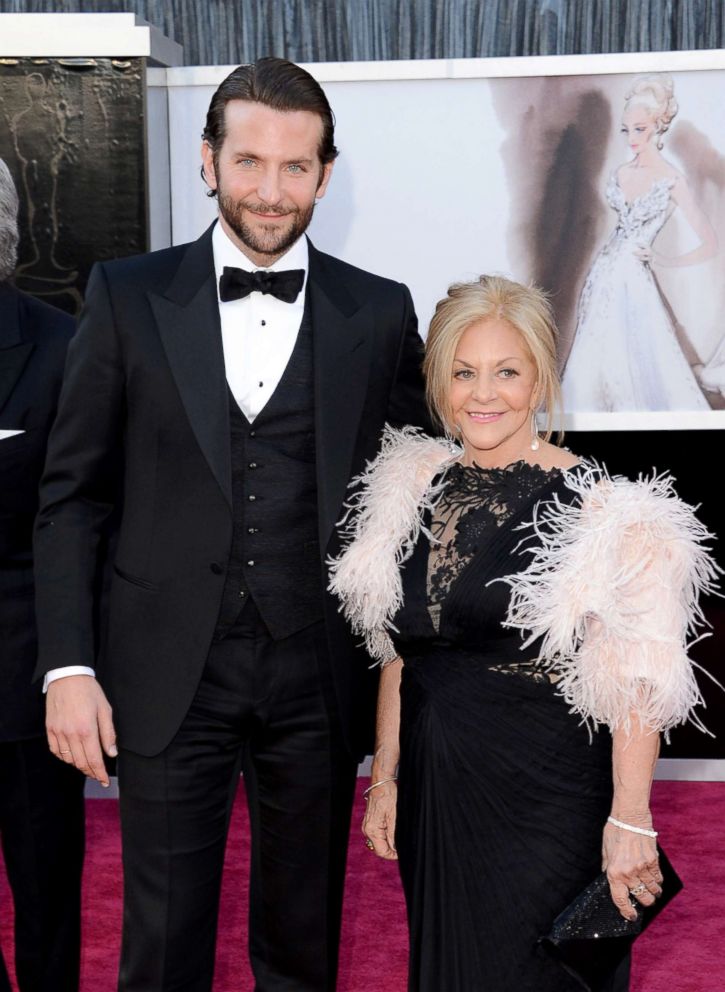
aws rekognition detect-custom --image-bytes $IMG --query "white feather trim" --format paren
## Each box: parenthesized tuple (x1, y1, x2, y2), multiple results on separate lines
(328, 426, 460, 664)
(499, 461, 722, 737)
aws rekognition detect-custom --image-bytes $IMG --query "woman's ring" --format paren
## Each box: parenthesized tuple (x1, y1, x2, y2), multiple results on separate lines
(365, 839, 375, 851)
(629, 883, 647, 896)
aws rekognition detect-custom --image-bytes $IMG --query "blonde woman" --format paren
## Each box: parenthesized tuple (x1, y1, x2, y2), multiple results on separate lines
(330, 275, 717, 991)
(562, 74, 718, 412)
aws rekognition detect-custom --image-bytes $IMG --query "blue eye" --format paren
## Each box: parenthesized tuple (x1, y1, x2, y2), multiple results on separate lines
(453, 369, 474, 380)
(498, 368, 519, 379)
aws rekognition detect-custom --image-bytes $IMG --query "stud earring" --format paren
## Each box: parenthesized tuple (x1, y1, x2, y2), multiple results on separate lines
(530, 412, 540, 451)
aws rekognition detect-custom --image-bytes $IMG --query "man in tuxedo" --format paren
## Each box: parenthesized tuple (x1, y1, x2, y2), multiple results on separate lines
(0, 159, 81, 992)
(35, 58, 429, 991)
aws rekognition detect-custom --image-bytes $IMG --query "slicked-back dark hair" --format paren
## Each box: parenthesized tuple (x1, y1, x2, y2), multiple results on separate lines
(201, 57, 339, 196)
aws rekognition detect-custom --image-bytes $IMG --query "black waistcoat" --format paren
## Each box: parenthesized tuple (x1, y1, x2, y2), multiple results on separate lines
(214, 300, 323, 640)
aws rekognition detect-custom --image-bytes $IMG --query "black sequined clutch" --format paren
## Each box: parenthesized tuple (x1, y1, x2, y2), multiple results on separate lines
(540, 847, 683, 991)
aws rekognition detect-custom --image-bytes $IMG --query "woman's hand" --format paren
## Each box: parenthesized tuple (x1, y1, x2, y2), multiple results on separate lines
(633, 244, 670, 265)
(633, 244, 654, 263)
(362, 780, 398, 859)
(363, 658, 403, 860)
(602, 818, 663, 921)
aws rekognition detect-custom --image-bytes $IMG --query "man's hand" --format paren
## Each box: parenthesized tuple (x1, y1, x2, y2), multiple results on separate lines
(46, 675, 117, 787)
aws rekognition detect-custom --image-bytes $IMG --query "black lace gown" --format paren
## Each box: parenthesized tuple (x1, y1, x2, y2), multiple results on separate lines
(391, 461, 615, 992)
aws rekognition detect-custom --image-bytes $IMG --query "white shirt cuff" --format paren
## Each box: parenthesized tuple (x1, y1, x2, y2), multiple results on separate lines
(43, 666, 96, 692)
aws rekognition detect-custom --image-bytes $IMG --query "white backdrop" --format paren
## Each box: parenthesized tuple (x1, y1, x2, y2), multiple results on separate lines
(159, 53, 725, 430)
(167, 74, 510, 335)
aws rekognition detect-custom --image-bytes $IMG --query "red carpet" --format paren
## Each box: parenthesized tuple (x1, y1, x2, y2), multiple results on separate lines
(1, 779, 723, 990)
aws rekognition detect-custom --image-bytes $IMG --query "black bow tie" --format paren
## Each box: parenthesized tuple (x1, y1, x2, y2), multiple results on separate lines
(218, 266, 305, 304)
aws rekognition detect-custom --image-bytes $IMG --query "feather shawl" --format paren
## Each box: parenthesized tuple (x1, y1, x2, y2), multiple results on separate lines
(499, 461, 721, 737)
(328, 426, 459, 663)
(328, 429, 721, 736)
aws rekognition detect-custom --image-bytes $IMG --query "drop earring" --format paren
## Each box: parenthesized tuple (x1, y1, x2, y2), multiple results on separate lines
(530, 412, 540, 451)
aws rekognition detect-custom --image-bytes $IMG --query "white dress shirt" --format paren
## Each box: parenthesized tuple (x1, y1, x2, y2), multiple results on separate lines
(45, 222, 309, 689)
(214, 221, 308, 421)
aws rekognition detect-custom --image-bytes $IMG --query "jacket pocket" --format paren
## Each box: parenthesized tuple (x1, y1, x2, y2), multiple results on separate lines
(113, 563, 158, 592)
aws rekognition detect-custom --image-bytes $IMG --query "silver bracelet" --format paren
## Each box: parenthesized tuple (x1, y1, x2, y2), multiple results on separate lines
(607, 815, 658, 838)
(363, 777, 397, 799)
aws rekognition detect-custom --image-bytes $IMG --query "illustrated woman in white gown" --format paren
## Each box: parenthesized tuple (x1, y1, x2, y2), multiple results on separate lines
(562, 74, 718, 412)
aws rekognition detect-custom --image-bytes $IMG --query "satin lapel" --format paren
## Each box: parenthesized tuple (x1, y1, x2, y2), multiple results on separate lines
(148, 227, 232, 507)
(308, 245, 373, 551)
(0, 289, 34, 415)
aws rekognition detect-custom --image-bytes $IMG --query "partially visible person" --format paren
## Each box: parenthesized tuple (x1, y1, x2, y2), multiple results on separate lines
(331, 274, 718, 991)
(562, 73, 718, 412)
(0, 159, 81, 992)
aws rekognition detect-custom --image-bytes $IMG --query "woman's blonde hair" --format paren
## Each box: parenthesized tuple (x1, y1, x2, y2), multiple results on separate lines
(423, 274, 562, 441)
(624, 74, 678, 148)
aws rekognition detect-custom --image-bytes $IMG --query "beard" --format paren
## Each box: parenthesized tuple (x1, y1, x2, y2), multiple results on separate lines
(217, 189, 315, 261)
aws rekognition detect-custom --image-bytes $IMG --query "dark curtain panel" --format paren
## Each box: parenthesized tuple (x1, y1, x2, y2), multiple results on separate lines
(0, 1, 723, 65)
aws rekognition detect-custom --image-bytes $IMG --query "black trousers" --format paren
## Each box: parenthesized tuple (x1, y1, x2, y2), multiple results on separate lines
(0, 736, 85, 992)
(116, 601, 358, 992)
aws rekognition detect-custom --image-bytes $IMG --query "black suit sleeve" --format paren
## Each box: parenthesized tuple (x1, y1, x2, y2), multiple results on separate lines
(385, 283, 434, 434)
(33, 263, 124, 677)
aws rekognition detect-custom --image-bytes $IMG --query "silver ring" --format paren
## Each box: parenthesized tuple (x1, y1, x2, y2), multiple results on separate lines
(629, 883, 647, 896)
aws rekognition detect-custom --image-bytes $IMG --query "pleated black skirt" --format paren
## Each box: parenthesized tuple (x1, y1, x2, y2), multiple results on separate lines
(396, 647, 614, 992)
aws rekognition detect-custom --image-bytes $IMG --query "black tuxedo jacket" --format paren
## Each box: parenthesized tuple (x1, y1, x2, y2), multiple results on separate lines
(0, 283, 74, 741)
(34, 226, 430, 758)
